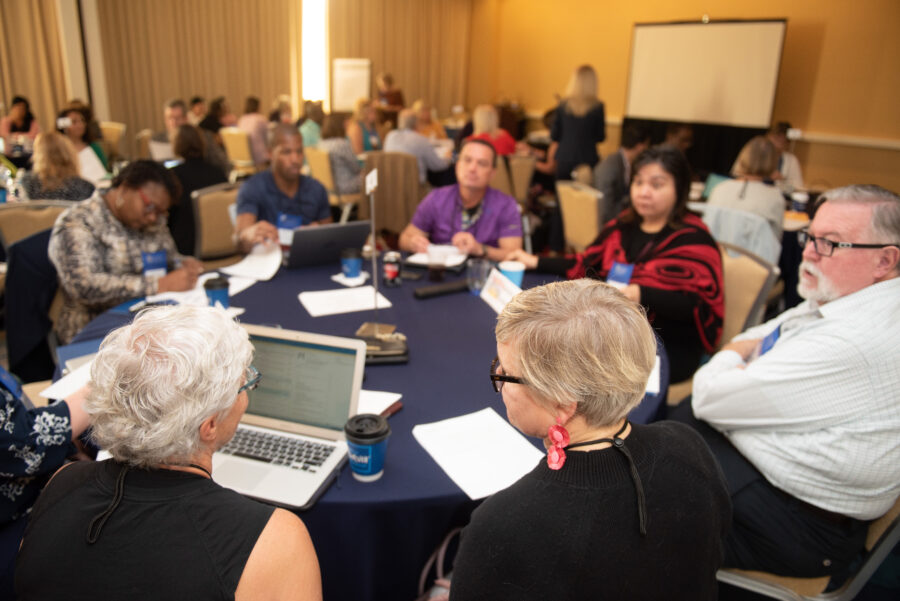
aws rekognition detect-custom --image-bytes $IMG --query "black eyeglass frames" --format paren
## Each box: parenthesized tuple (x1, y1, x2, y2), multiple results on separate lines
(798, 229, 898, 258)
(490, 356, 524, 393)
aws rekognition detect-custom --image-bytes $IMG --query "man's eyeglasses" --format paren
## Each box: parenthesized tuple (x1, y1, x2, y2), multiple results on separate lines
(798, 229, 898, 258)
(490, 356, 524, 393)
(238, 365, 261, 394)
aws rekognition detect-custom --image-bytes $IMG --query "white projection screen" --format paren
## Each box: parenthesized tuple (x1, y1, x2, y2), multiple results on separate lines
(626, 20, 786, 128)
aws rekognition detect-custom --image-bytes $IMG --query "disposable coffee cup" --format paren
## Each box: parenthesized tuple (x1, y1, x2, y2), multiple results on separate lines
(344, 414, 391, 482)
(498, 260, 525, 287)
(341, 248, 363, 278)
(791, 191, 809, 213)
(203, 276, 229, 308)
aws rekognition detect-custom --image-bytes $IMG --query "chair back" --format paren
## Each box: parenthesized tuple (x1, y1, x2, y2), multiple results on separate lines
(490, 158, 513, 197)
(556, 181, 603, 252)
(718, 241, 779, 345)
(220, 127, 254, 165)
(6, 228, 59, 382)
(100, 121, 126, 161)
(191, 182, 240, 259)
(135, 129, 153, 160)
(0, 202, 70, 253)
(507, 155, 535, 204)
(717, 495, 900, 601)
(699, 203, 782, 265)
(305, 147, 337, 191)
(361, 152, 425, 234)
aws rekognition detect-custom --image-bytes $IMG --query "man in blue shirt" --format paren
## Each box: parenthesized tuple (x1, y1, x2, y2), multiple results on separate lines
(235, 124, 332, 252)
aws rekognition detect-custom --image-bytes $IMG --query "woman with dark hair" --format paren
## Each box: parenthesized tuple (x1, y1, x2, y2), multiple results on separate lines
(18, 132, 94, 201)
(57, 105, 109, 184)
(507, 146, 724, 381)
(48, 159, 204, 344)
(318, 114, 362, 194)
(0, 96, 40, 142)
(168, 125, 228, 254)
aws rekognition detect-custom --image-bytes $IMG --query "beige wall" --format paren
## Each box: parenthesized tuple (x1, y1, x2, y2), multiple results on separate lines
(467, 0, 900, 191)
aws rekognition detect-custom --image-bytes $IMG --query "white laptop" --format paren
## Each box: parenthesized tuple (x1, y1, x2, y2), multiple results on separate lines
(212, 324, 367, 510)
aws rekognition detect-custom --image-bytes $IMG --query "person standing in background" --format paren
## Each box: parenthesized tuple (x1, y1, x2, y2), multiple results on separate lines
(552, 65, 606, 180)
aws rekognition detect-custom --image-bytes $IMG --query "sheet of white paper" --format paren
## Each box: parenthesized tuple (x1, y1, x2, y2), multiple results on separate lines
(40, 360, 92, 399)
(330, 271, 370, 287)
(480, 268, 522, 314)
(413, 408, 543, 500)
(220, 244, 281, 281)
(357, 390, 402, 415)
(406, 247, 466, 268)
(646, 355, 661, 394)
(298, 286, 392, 317)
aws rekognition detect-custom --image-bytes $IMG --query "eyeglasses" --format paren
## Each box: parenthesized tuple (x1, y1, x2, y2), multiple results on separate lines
(490, 356, 524, 393)
(798, 229, 898, 257)
(238, 365, 261, 394)
(137, 188, 168, 218)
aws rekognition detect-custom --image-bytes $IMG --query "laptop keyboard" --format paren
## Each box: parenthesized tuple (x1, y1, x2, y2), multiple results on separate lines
(221, 428, 336, 474)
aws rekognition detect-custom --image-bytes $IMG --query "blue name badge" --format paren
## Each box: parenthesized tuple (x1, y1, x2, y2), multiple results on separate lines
(141, 250, 168, 279)
(277, 212, 305, 246)
(758, 324, 782, 357)
(606, 261, 634, 290)
(0, 365, 23, 399)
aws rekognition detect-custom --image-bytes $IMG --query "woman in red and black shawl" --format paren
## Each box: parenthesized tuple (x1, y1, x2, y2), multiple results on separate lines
(508, 146, 723, 382)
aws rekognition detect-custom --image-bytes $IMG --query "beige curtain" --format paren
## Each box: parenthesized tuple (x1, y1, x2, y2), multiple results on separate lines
(0, 0, 68, 139)
(329, 0, 472, 117)
(96, 0, 299, 158)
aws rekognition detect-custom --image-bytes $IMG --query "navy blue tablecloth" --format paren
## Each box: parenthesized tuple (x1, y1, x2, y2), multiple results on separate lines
(72, 262, 669, 601)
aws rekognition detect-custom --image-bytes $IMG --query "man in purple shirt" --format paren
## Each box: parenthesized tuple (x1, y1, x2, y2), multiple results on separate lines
(399, 139, 522, 261)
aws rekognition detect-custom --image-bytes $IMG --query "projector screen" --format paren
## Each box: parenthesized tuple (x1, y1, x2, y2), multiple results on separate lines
(626, 20, 786, 128)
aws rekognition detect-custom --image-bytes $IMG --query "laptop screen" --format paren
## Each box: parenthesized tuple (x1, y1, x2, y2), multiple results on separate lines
(248, 334, 358, 431)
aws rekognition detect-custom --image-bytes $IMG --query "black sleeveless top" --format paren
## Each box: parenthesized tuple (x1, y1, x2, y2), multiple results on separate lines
(15, 460, 275, 600)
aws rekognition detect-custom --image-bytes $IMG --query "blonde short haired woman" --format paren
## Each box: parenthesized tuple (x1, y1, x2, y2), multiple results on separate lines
(466, 104, 516, 156)
(450, 280, 731, 601)
(19, 131, 94, 200)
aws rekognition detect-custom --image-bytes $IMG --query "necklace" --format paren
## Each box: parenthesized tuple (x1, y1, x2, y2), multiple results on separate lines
(187, 463, 212, 478)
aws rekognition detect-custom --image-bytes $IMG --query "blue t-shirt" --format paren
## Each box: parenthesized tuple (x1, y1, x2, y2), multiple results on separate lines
(236, 171, 331, 226)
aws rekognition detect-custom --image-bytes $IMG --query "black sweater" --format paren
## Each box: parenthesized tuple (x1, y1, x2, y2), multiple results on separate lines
(450, 422, 732, 601)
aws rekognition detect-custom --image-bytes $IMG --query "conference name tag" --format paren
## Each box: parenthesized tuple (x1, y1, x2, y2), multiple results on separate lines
(277, 212, 305, 246)
(758, 324, 782, 357)
(141, 250, 167, 279)
(606, 261, 634, 290)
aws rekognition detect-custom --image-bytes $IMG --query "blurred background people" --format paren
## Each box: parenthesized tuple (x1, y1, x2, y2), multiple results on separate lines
(376, 72, 405, 128)
(57, 104, 109, 185)
(168, 124, 229, 255)
(346, 98, 382, 154)
(766, 121, 804, 190)
(467, 104, 516, 156)
(17, 131, 94, 201)
(593, 123, 651, 224)
(237, 96, 269, 168)
(552, 64, 606, 180)
(0, 95, 40, 144)
(187, 96, 206, 126)
(298, 100, 325, 150)
(319, 114, 362, 195)
(412, 99, 447, 140)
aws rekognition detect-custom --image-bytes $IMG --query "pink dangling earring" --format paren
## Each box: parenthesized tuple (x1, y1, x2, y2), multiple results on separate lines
(546, 417, 570, 470)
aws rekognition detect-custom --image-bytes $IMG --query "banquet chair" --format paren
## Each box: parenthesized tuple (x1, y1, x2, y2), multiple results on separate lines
(100, 121, 126, 162)
(489, 158, 514, 197)
(0, 201, 71, 254)
(220, 127, 257, 183)
(556, 181, 605, 252)
(305, 147, 363, 224)
(191, 182, 242, 269)
(5, 229, 62, 383)
(360, 152, 425, 235)
(666, 241, 779, 405)
(135, 129, 153, 160)
(507, 155, 535, 204)
(717, 496, 900, 600)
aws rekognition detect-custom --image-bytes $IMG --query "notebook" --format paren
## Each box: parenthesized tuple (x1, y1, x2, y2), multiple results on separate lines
(212, 324, 367, 510)
(286, 220, 371, 269)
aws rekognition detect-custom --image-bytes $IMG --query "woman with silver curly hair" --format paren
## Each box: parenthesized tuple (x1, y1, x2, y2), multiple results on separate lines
(17, 305, 322, 601)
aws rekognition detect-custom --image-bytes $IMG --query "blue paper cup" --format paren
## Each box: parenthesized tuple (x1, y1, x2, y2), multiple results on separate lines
(341, 248, 363, 278)
(344, 414, 391, 482)
(203, 276, 229, 309)
(498, 260, 525, 287)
